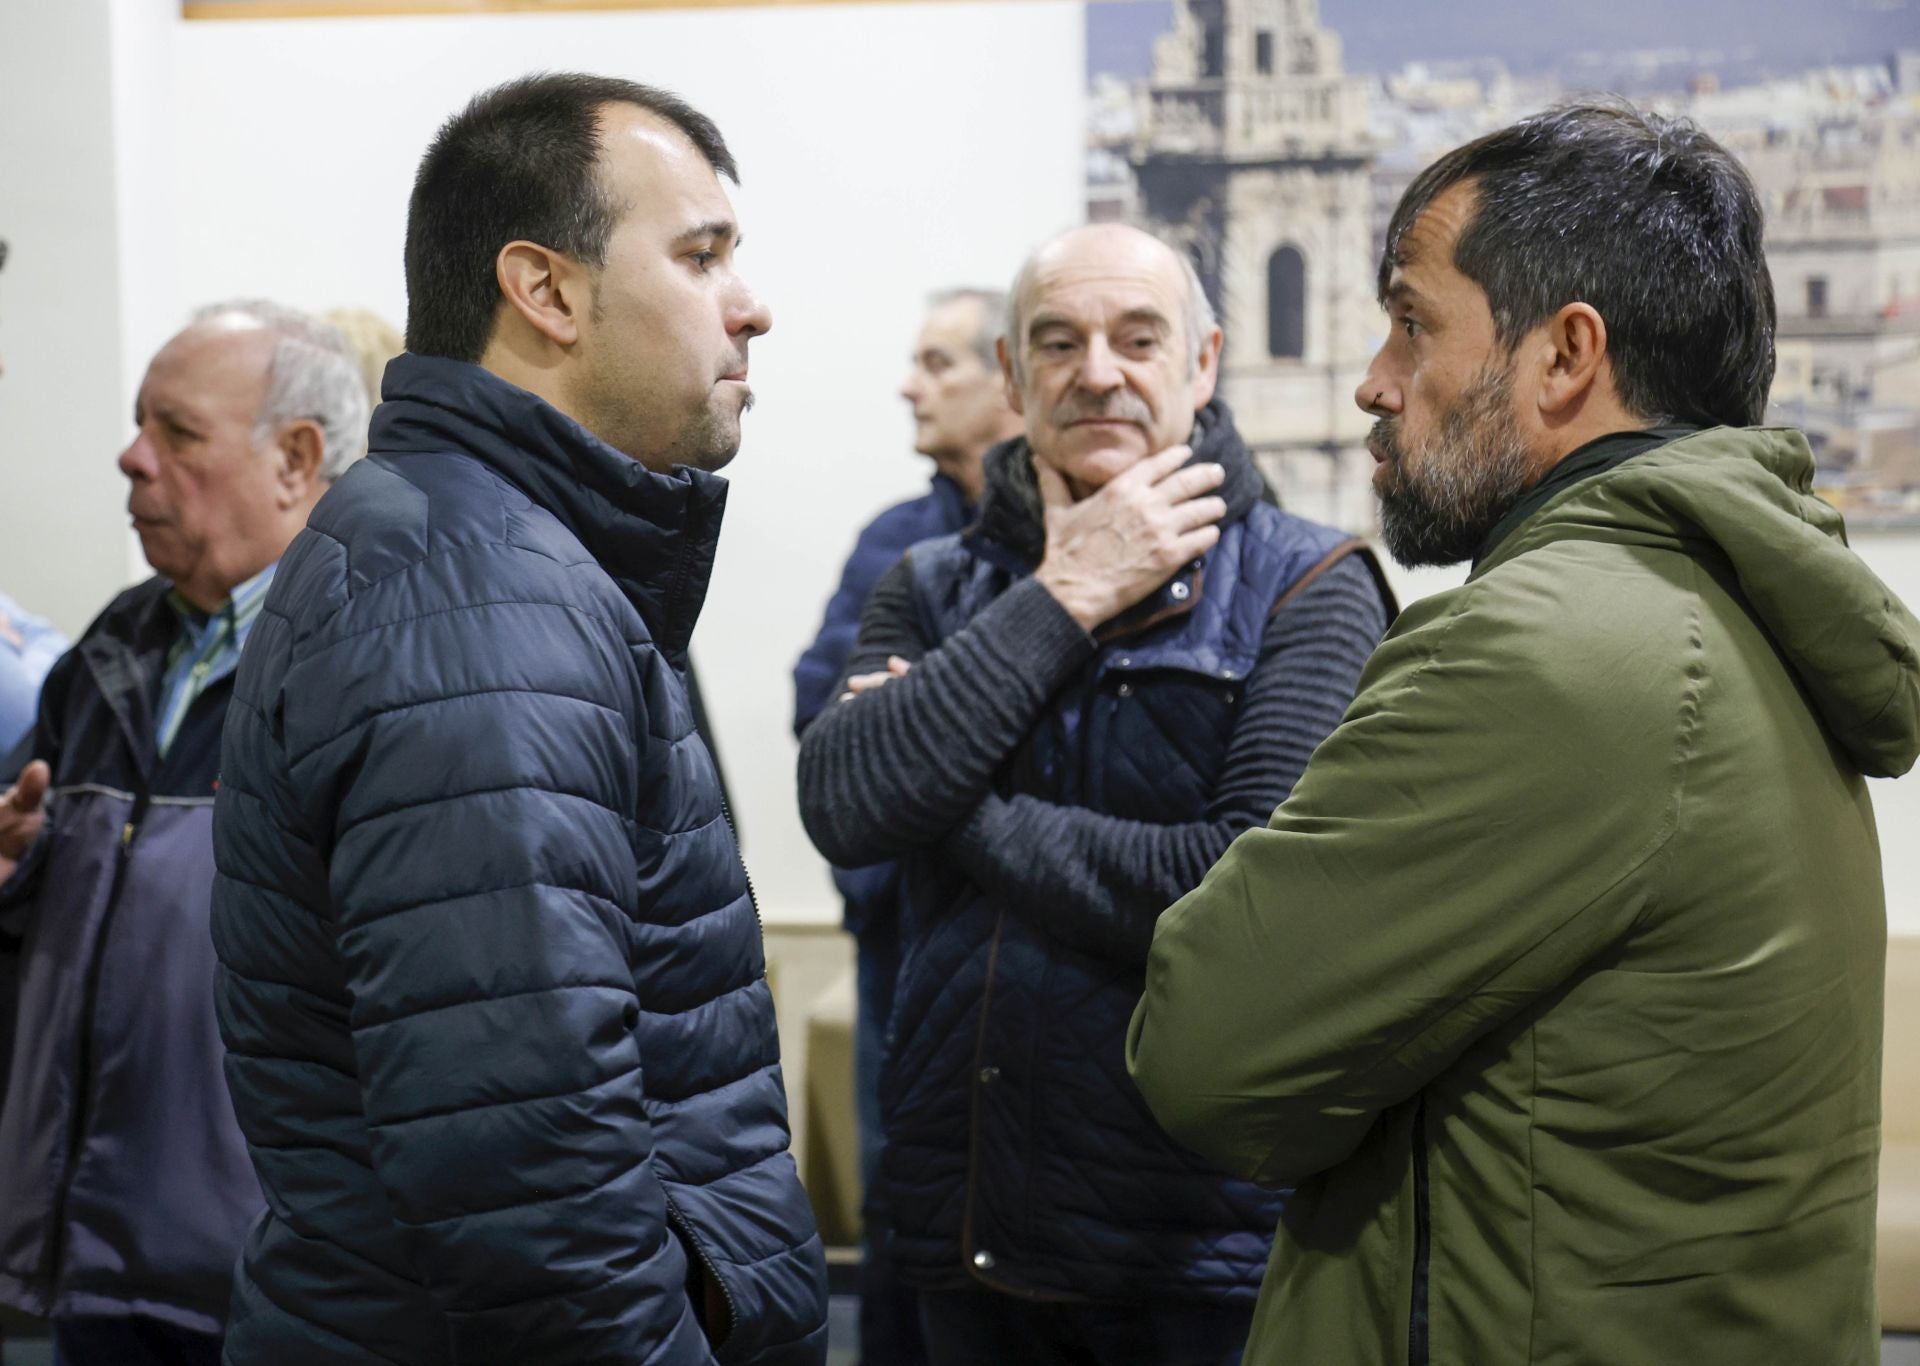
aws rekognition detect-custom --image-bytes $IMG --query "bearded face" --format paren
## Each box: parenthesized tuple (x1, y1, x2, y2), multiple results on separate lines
(1371, 360, 1541, 568)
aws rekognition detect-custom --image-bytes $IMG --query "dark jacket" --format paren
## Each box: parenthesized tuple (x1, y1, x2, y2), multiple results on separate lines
(791, 473, 974, 937)
(210, 355, 827, 1365)
(798, 403, 1393, 1304)
(0, 580, 261, 1334)
(1130, 426, 1920, 1364)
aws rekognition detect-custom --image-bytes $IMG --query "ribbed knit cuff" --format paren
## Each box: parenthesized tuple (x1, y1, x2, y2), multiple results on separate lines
(972, 575, 1098, 690)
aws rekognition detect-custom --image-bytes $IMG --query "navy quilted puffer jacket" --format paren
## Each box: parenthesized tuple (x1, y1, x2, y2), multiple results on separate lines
(210, 355, 827, 1365)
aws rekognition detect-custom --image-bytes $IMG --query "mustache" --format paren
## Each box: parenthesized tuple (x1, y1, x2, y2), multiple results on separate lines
(1369, 417, 1400, 463)
(1051, 391, 1152, 427)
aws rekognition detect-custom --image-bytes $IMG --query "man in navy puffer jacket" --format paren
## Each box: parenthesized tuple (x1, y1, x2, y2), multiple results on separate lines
(209, 74, 827, 1365)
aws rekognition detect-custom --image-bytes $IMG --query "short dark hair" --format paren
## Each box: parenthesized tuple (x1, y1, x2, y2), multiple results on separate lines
(1382, 100, 1775, 429)
(403, 72, 737, 362)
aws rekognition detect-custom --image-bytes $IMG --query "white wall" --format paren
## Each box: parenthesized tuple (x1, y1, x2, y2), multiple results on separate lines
(5, 0, 1085, 923)
(0, 0, 143, 635)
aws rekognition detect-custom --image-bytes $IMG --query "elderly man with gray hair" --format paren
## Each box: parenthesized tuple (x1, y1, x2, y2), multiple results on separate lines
(798, 224, 1396, 1363)
(0, 300, 365, 1366)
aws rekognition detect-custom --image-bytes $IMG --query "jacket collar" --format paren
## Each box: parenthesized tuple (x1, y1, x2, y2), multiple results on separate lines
(372, 353, 729, 663)
(971, 398, 1264, 568)
(77, 578, 177, 779)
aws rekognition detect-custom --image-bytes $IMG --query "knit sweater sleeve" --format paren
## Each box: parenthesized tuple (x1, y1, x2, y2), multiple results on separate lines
(943, 554, 1387, 966)
(796, 555, 1097, 868)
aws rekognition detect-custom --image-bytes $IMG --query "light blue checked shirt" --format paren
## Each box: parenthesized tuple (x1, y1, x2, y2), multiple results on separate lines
(154, 562, 278, 759)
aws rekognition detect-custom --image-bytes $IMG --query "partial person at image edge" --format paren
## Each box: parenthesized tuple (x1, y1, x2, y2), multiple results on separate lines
(0, 302, 367, 1366)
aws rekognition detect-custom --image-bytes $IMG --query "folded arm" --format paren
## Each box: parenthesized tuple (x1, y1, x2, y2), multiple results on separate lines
(946, 555, 1388, 964)
(797, 559, 1094, 868)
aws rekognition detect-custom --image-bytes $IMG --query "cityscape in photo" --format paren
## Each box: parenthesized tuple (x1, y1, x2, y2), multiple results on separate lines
(1085, 0, 1920, 531)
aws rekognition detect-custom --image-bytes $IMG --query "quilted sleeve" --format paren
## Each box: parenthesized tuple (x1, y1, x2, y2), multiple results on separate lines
(280, 563, 716, 1365)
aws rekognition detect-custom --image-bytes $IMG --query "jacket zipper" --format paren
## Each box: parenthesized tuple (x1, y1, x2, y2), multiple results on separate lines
(1409, 1097, 1431, 1366)
(42, 789, 150, 1288)
(717, 798, 762, 935)
(664, 1193, 739, 1348)
(958, 909, 1009, 1287)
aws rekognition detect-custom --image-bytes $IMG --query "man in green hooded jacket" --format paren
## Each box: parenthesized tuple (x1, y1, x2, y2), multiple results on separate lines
(1127, 100, 1920, 1366)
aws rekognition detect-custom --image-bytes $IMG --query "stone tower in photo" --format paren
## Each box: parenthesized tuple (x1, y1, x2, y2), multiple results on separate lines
(1127, 0, 1380, 527)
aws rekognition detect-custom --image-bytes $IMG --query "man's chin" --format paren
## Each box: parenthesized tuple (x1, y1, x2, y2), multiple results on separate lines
(1049, 432, 1149, 486)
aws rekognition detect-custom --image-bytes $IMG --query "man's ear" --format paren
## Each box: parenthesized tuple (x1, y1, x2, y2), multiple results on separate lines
(273, 419, 326, 506)
(1537, 302, 1610, 421)
(495, 240, 589, 348)
(998, 335, 1026, 416)
(1189, 325, 1223, 409)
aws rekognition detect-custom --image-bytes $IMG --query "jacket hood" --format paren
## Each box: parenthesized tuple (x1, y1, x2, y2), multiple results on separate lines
(1481, 425, 1920, 778)
(973, 398, 1267, 565)
(371, 353, 729, 663)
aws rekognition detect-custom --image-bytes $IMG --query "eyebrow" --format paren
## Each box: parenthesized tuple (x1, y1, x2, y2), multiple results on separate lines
(136, 400, 203, 428)
(1381, 279, 1429, 311)
(672, 219, 738, 248)
(1025, 305, 1173, 340)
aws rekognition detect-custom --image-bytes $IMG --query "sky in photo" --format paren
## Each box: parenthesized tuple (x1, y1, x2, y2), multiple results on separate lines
(1087, 0, 1918, 80)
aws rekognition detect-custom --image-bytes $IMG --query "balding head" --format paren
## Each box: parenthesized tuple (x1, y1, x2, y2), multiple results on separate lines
(119, 302, 365, 611)
(998, 223, 1223, 496)
(1004, 225, 1216, 386)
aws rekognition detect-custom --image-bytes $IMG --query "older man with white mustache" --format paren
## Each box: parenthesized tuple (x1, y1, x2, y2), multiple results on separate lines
(798, 224, 1396, 1365)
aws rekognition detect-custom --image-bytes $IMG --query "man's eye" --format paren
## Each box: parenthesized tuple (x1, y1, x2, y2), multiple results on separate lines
(689, 250, 717, 270)
(1399, 316, 1421, 339)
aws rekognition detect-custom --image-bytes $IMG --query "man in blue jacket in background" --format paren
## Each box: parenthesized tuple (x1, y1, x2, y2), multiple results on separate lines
(793, 287, 1021, 1364)
(210, 74, 827, 1364)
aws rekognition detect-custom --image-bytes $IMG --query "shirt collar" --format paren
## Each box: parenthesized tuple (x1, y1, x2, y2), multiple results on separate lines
(166, 560, 280, 641)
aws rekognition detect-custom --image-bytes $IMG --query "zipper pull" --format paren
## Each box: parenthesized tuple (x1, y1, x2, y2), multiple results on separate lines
(121, 821, 136, 847)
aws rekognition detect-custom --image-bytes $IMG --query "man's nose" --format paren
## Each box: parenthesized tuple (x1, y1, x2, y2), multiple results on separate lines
(729, 277, 772, 339)
(1355, 354, 1400, 417)
(118, 431, 156, 480)
(900, 371, 924, 405)
(1077, 335, 1123, 393)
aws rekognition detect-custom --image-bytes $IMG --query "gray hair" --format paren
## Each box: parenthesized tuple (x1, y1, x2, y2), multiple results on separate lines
(191, 299, 370, 481)
(1003, 230, 1217, 386)
(926, 288, 1007, 372)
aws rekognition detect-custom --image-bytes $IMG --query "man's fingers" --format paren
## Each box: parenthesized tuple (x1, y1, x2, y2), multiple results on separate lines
(1157, 461, 1226, 502)
(886, 656, 913, 677)
(1121, 444, 1194, 489)
(844, 671, 894, 695)
(1034, 458, 1073, 512)
(1170, 495, 1229, 533)
(8, 760, 49, 813)
(1173, 524, 1223, 563)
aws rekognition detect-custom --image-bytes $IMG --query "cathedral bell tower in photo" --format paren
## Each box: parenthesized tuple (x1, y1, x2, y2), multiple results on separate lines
(1127, 0, 1380, 526)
